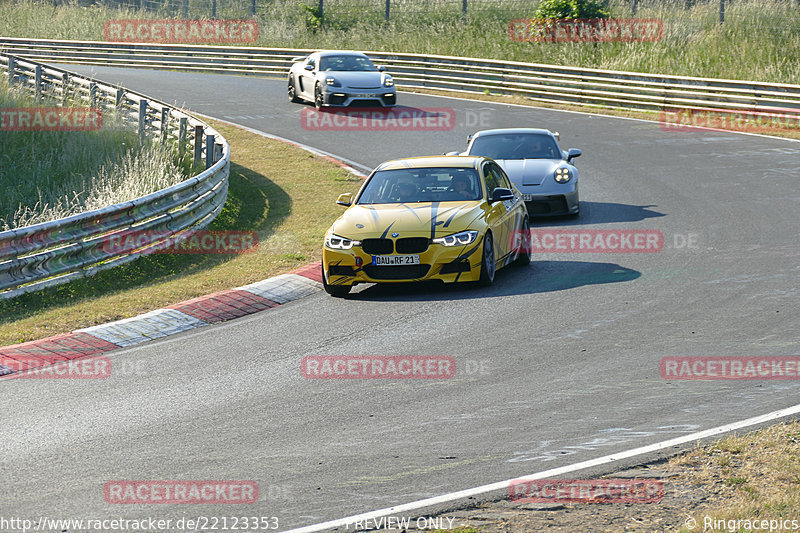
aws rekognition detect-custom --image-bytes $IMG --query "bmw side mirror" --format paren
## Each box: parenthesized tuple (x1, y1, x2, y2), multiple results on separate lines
(490, 188, 514, 203)
(377, 65, 386, 71)
(567, 148, 582, 163)
(291, 56, 307, 63)
(304, 64, 314, 71)
(336, 193, 353, 207)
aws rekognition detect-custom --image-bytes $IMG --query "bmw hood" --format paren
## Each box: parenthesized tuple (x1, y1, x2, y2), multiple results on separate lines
(323, 71, 388, 89)
(495, 159, 563, 186)
(332, 202, 483, 239)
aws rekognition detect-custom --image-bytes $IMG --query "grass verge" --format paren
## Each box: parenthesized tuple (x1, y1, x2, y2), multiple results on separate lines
(0, 74, 189, 229)
(1, 0, 799, 84)
(0, 118, 363, 347)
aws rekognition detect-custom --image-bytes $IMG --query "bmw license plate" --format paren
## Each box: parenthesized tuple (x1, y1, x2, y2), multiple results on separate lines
(372, 255, 420, 266)
(522, 194, 534, 201)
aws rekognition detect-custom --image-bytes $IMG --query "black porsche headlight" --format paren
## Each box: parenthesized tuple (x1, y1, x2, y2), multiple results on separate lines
(325, 234, 360, 249)
(555, 167, 572, 183)
(433, 230, 478, 246)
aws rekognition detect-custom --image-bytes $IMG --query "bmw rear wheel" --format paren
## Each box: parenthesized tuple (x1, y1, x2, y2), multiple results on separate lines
(515, 217, 531, 266)
(478, 232, 495, 286)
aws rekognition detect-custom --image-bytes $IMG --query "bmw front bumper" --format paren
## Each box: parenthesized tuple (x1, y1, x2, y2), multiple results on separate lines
(323, 236, 483, 288)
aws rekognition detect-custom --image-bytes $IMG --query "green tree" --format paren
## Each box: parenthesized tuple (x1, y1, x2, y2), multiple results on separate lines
(534, 0, 610, 19)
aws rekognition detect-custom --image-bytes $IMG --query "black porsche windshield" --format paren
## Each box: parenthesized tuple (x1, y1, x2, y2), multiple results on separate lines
(319, 55, 377, 72)
(468, 133, 560, 160)
(357, 167, 481, 204)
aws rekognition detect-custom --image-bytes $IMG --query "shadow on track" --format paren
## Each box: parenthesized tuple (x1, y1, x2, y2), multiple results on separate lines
(348, 260, 641, 301)
(534, 201, 666, 226)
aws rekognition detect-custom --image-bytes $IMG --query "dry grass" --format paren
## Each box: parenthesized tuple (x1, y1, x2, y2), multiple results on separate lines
(671, 421, 800, 532)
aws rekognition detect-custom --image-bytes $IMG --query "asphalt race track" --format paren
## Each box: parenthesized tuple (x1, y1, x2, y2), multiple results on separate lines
(2, 65, 799, 531)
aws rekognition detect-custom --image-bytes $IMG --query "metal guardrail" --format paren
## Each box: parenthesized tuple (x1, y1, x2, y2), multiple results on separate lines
(1, 37, 800, 115)
(0, 53, 230, 299)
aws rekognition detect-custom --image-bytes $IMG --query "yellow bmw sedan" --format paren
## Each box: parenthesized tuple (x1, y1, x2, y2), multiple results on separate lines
(322, 155, 531, 297)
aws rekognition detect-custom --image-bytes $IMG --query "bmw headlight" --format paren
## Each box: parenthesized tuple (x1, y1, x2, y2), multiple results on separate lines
(554, 167, 572, 183)
(325, 234, 361, 249)
(433, 230, 478, 246)
(326, 77, 341, 87)
(383, 77, 394, 87)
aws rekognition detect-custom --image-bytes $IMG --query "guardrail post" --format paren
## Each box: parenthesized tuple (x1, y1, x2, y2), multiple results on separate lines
(461, 0, 467, 24)
(161, 108, 169, 143)
(8, 56, 15, 85)
(89, 82, 98, 108)
(251, 0, 256, 16)
(182, 0, 188, 18)
(318, 0, 324, 22)
(214, 143, 223, 163)
(211, 0, 217, 19)
(179, 117, 188, 158)
(115, 88, 124, 108)
(34, 65, 42, 102)
(194, 125, 204, 164)
(384, 0, 390, 23)
(62, 73, 70, 105)
(205, 134, 215, 168)
(719, 0, 725, 23)
(138, 99, 148, 138)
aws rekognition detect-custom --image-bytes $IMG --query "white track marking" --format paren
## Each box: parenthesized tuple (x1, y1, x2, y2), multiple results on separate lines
(284, 403, 800, 533)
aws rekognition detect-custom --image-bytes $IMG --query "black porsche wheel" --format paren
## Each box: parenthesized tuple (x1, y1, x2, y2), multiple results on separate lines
(314, 83, 324, 110)
(478, 232, 495, 286)
(288, 76, 300, 103)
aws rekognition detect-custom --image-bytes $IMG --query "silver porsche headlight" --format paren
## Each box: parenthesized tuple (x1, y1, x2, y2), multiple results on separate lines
(433, 230, 478, 246)
(325, 234, 361, 249)
(326, 77, 341, 87)
(555, 167, 572, 183)
(383, 77, 394, 87)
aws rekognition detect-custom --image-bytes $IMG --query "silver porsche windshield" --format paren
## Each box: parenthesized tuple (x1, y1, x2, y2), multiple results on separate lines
(319, 55, 377, 72)
(468, 133, 560, 160)
(357, 167, 481, 204)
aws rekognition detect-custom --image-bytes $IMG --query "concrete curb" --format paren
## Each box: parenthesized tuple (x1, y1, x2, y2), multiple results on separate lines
(0, 263, 322, 377)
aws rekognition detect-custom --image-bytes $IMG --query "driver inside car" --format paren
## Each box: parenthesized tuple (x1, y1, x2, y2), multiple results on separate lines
(449, 174, 473, 200)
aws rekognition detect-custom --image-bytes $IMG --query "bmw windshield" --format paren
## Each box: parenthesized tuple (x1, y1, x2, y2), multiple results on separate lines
(357, 167, 481, 204)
